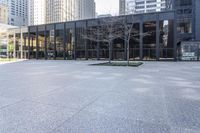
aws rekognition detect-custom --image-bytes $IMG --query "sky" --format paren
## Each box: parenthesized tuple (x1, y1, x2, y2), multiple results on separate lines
(95, 0, 119, 16)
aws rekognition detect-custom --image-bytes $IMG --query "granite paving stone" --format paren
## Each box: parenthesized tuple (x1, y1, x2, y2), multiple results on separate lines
(0, 60, 200, 133)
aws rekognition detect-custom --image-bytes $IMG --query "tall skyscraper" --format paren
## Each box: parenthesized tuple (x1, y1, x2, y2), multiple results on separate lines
(45, 0, 75, 24)
(119, 0, 167, 15)
(0, 4, 8, 24)
(0, 0, 28, 26)
(76, 0, 96, 20)
(29, 0, 46, 26)
(45, 0, 95, 24)
(119, 0, 126, 15)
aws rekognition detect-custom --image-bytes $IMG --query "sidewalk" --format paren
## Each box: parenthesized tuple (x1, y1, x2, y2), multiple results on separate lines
(0, 59, 27, 65)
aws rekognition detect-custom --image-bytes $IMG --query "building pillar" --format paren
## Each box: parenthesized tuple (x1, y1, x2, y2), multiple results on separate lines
(197, 44, 200, 61)
(73, 23, 76, 60)
(54, 24, 56, 60)
(28, 27, 30, 59)
(85, 23, 88, 60)
(139, 21, 143, 60)
(63, 24, 67, 60)
(36, 27, 39, 59)
(156, 14, 160, 61)
(124, 16, 127, 61)
(31, 37, 34, 59)
(20, 28, 23, 59)
(97, 27, 100, 60)
(173, 12, 177, 61)
(24, 37, 26, 59)
(44, 26, 48, 60)
(6, 33, 9, 59)
(13, 31, 16, 58)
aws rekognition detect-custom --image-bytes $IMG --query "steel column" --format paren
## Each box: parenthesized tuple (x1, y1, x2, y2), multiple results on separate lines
(139, 21, 143, 60)
(156, 14, 160, 61)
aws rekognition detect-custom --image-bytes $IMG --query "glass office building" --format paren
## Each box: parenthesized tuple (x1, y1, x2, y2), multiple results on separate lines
(24, 11, 176, 61)
(6, 0, 200, 61)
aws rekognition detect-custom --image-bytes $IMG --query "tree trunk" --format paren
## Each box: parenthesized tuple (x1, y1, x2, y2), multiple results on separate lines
(127, 41, 130, 66)
(127, 35, 130, 66)
(109, 41, 111, 64)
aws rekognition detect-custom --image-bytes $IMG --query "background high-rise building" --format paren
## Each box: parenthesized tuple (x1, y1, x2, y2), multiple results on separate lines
(45, 0, 95, 24)
(46, 0, 75, 24)
(29, 0, 46, 26)
(0, 0, 28, 26)
(119, 0, 167, 15)
(119, 0, 126, 15)
(76, 0, 96, 20)
(0, 4, 7, 24)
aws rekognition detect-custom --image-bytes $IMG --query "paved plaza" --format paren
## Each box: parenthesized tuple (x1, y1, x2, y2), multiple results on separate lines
(0, 60, 200, 133)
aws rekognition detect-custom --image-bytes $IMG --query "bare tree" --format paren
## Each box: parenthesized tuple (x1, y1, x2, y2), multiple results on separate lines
(120, 7, 151, 66)
(85, 12, 151, 65)
(121, 7, 138, 66)
(85, 17, 124, 63)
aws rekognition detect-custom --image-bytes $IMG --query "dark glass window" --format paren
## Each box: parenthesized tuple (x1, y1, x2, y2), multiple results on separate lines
(177, 19, 192, 34)
(66, 23, 75, 60)
(38, 30, 45, 59)
(159, 20, 174, 60)
(129, 23, 140, 60)
(143, 21, 156, 60)
(175, 0, 192, 6)
(55, 24, 65, 60)
(76, 21, 87, 59)
(46, 25, 55, 60)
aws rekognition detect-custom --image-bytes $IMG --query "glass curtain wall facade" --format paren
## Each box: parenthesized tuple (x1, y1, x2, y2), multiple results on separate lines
(66, 22, 75, 60)
(175, 0, 193, 41)
(87, 20, 99, 60)
(159, 20, 174, 60)
(55, 23, 65, 60)
(20, 11, 176, 61)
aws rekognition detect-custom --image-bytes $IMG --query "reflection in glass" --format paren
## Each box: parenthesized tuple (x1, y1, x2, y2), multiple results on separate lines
(66, 28, 75, 60)
(46, 29, 55, 60)
(175, 0, 192, 7)
(113, 38, 124, 60)
(177, 19, 192, 34)
(38, 31, 45, 59)
(159, 20, 174, 60)
(129, 23, 140, 60)
(143, 21, 156, 60)
(87, 26, 98, 60)
(29, 33, 37, 59)
(8, 34, 14, 58)
(23, 33, 29, 59)
(55, 29, 64, 60)
(76, 21, 86, 59)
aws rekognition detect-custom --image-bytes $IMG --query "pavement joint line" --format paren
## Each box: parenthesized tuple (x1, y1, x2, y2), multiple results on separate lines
(50, 89, 117, 132)
(0, 99, 25, 110)
(1, 61, 200, 132)
(27, 83, 89, 99)
(50, 76, 128, 132)
(24, 99, 78, 110)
